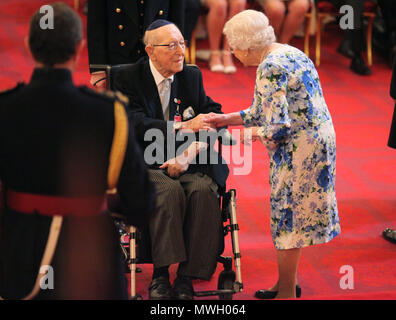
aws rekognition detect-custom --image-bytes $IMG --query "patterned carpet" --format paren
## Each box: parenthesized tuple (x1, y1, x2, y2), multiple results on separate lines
(1, 0, 395, 300)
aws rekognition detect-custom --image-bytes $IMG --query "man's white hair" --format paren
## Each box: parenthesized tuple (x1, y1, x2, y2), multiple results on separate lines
(223, 10, 276, 51)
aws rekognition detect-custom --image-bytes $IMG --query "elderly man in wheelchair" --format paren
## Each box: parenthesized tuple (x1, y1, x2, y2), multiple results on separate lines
(96, 19, 242, 300)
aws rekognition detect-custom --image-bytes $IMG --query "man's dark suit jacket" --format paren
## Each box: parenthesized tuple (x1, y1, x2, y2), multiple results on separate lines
(87, 0, 185, 72)
(0, 68, 156, 299)
(113, 57, 229, 188)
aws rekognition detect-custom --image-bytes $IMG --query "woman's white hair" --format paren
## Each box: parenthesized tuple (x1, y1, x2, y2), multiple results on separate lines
(223, 10, 276, 51)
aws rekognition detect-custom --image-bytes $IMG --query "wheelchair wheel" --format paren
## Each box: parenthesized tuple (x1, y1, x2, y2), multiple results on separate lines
(217, 270, 235, 300)
(130, 294, 143, 300)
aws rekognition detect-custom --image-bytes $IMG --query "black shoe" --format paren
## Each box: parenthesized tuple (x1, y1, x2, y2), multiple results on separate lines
(383, 228, 396, 244)
(255, 285, 302, 299)
(337, 40, 355, 59)
(350, 56, 372, 76)
(149, 276, 173, 300)
(173, 276, 194, 300)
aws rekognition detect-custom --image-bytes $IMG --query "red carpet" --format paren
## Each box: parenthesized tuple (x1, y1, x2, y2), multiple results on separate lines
(1, 0, 395, 300)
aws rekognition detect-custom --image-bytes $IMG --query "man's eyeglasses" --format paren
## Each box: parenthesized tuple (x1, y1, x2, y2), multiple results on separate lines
(151, 40, 188, 51)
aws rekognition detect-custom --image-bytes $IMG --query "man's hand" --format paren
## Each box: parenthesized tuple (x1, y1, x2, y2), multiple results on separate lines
(90, 71, 107, 89)
(159, 142, 209, 178)
(182, 114, 217, 132)
(159, 155, 189, 178)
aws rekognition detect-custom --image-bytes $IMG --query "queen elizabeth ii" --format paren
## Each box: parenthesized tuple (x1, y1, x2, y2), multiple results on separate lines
(206, 9, 341, 299)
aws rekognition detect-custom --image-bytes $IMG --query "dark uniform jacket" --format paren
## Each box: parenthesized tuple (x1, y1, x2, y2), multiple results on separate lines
(113, 57, 229, 188)
(0, 68, 156, 299)
(388, 61, 396, 149)
(87, 0, 185, 72)
(184, 0, 201, 43)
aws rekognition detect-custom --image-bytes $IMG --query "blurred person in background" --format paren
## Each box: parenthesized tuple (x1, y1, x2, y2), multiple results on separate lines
(382, 53, 396, 245)
(201, 0, 246, 74)
(316, 0, 372, 75)
(256, 0, 311, 44)
(87, 0, 185, 89)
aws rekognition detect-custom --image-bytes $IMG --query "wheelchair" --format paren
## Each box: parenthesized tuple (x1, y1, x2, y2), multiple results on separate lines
(91, 63, 243, 300)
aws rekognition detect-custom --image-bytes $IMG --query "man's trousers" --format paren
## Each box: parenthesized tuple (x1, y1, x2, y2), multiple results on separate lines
(147, 170, 224, 280)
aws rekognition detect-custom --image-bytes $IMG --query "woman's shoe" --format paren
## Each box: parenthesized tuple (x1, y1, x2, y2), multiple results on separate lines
(224, 65, 237, 74)
(255, 285, 301, 299)
(209, 50, 224, 73)
(383, 228, 396, 244)
(222, 50, 237, 74)
(210, 64, 225, 73)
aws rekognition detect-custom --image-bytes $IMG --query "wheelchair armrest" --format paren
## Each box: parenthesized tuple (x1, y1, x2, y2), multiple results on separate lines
(89, 64, 110, 89)
(89, 64, 109, 72)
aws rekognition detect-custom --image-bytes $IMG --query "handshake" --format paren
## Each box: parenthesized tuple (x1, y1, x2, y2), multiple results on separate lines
(199, 113, 262, 146)
(180, 112, 232, 132)
(161, 113, 239, 178)
(182, 112, 262, 146)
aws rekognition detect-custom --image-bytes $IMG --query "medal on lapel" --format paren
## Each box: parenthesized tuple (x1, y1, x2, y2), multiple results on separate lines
(173, 98, 182, 130)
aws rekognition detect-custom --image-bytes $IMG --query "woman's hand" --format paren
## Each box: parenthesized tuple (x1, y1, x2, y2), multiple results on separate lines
(205, 113, 229, 128)
(206, 112, 244, 127)
(240, 127, 260, 145)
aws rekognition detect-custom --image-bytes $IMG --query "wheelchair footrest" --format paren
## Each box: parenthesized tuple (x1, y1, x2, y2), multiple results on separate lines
(194, 289, 235, 297)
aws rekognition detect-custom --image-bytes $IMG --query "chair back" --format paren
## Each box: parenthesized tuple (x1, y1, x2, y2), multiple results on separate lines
(106, 64, 135, 91)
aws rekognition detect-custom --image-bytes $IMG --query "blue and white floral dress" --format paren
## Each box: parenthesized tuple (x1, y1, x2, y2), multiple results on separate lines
(240, 44, 341, 250)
